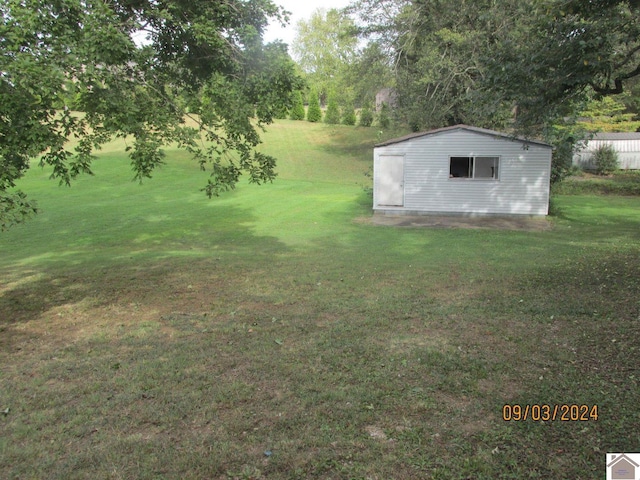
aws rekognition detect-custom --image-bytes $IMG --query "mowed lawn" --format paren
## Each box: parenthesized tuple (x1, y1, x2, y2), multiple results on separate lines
(1, 119, 639, 479)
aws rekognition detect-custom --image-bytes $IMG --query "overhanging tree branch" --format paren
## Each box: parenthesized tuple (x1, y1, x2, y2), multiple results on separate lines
(0, 0, 301, 229)
(591, 63, 640, 95)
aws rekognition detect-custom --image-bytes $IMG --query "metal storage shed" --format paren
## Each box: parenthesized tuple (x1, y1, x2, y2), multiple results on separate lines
(373, 125, 553, 216)
(572, 132, 640, 170)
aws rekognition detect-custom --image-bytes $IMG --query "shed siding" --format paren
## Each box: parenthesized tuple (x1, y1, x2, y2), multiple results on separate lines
(573, 139, 640, 170)
(374, 129, 551, 215)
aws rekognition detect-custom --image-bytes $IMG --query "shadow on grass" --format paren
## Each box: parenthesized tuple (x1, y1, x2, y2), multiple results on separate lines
(548, 194, 568, 220)
(0, 203, 292, 347)
(317, 127, 381, 163)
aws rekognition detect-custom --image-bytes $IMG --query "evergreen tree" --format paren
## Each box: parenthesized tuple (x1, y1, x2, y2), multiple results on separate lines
(342, 104, 357, 125)
(290, 91, 305, 120)
(325, 96, 341, 124)
(307, 90, 322, 122)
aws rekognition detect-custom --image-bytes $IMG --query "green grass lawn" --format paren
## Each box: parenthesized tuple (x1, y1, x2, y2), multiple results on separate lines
(1, 120, 639, 479)
(553, 170, 640, 196)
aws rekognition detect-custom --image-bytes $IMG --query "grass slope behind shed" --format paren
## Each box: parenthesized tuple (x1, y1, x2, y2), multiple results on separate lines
(257, 120, 380, 183)
(0, 120, 639, 479)
(553, 171, 640, 196)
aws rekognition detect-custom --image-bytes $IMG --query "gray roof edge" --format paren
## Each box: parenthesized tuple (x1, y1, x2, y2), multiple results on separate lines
(374, 124, 553, 148)
(592, 132, 640, 140)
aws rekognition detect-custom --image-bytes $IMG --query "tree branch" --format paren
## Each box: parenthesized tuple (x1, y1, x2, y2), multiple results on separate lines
(613, 43, 640, 71)
(590, 63, 640, 95)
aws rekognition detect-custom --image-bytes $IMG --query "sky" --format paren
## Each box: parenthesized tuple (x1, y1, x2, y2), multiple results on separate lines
(262, 0, 353, 48)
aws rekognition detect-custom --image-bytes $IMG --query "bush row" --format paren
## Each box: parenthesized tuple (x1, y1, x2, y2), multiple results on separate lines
(286, 103, 388, 127)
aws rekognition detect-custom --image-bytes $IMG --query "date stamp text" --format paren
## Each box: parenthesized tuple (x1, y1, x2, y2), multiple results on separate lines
(502, 404, 598, 421)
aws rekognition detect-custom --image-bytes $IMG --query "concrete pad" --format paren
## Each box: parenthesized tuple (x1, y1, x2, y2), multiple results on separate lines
(368, 213, 552, 231)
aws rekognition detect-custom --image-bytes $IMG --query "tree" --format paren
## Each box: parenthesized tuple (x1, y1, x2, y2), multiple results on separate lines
(0, 0, 302, 229)
(307, 90, 322, 122)
(350, 0, 640, 134)
(349, 0, 518, 131)
(618, 76, 640, 116)
(577, 96, 640, 132)
(343, 41, 394, 108)
(324, 95, 341, 124)
(290, 91, 306, 120)
(292, 8, 358, 104)
(342, 104, 357, 126)
(487, 0, 640, 133)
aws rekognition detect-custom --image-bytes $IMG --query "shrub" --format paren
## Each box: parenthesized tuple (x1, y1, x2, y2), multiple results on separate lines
(550, 145, 574, 185)
(593, 143, 619, 175)
(546, 125, 589, 185)
(342, 104, 356, 126)
(307, 90, 322, 123)
(325, 97, 341, 124)
(359, 105, 374, 127)
(290, 91, 305, 120)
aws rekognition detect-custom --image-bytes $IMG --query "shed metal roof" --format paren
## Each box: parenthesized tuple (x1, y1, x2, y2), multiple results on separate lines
(374, 124, 553, 148)
(592, 132, 640, 141)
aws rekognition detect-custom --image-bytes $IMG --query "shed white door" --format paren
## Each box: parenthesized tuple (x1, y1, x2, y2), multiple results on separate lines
(377, 155, 404, 206)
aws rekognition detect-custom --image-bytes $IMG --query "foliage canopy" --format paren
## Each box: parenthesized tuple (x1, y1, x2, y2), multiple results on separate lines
(348, 0, 640, 135)
(487, 0, 640, 133)
(292, 8, 358, 105)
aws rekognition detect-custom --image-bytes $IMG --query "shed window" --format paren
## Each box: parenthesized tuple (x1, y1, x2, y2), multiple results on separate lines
(450, 156, 499, 179)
